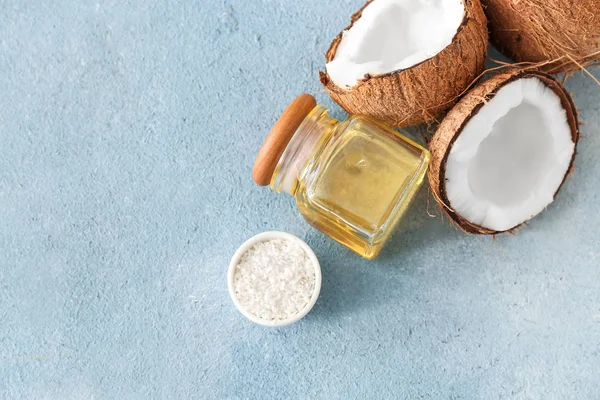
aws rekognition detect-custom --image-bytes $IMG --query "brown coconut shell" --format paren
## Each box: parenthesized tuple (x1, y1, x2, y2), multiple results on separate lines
(482, 0, 600, 73)
(428, 68, 580, 234)
(319, 0, 488, 128)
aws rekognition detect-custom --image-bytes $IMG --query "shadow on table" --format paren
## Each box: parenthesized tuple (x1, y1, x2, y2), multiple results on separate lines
(376, 182, 462, 261)
(300, 183, 462, 319)
(298, 228, 370, 320)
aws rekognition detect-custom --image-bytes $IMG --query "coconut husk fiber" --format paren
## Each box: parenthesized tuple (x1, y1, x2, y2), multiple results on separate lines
(482, 0, 600, 73)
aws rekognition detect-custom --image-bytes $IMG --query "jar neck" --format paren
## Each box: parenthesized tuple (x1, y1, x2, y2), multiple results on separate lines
(270, 105, 338, 195)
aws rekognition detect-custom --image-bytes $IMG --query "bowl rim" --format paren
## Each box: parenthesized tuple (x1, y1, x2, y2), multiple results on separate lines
(227, 231, 322, 327)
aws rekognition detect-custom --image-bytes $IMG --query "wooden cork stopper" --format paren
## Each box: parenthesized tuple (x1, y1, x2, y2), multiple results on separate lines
(252, 94, 317, 186)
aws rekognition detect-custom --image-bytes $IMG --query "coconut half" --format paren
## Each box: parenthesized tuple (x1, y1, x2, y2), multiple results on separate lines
(320, 0, 488, 128)
(429, 69, 579, 234)
(482, 0, 600, 73)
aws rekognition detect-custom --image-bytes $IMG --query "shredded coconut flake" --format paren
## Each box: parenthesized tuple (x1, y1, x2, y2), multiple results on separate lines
(233, 239, 316, 321)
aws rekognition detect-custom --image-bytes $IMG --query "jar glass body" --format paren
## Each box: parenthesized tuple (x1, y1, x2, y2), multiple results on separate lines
(271, 106, 430, 259)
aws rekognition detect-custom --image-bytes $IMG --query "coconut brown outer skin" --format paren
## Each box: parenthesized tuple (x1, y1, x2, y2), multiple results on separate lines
(319, 0, 488, 128)
(482, 0, 600, 73)
(428, 69, 580, 234)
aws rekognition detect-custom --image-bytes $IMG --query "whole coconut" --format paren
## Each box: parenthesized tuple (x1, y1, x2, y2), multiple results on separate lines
(482, 0, 600, 72)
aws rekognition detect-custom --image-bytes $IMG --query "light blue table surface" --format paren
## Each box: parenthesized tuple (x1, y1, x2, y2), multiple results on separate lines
(1, 1, 599, 399)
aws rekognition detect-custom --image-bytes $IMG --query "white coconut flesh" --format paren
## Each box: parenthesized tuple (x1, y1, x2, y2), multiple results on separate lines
(445, 77, 575, 232)
(326, 0, 465, 88)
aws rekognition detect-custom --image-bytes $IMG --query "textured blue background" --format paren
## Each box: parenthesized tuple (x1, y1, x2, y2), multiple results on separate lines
(1, 1, 600, 399)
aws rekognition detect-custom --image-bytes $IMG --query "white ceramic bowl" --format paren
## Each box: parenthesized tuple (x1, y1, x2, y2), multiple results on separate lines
(227, 231, 321, 327)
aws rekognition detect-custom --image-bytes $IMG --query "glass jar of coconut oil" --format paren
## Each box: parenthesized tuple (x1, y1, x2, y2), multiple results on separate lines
(253, 94, 430, 259)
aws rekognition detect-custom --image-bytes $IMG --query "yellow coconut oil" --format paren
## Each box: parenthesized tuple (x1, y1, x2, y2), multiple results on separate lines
(254, 95, 430, 259)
